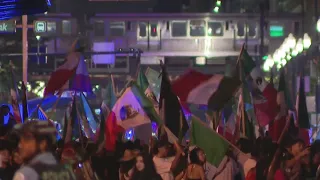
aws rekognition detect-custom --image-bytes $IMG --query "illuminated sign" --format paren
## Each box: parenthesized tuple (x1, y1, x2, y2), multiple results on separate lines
(269, 25, 284, 37)
(34, 21, 47, 33)
(0, 20, 16, 33)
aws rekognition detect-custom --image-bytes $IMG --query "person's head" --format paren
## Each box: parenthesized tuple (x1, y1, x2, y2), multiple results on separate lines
(0, 140, 11, 167)
(135, 154, 147, 172)
(236, 138, 253, 154)
(156, 140, 170, 158)
(0, 105, 10, 116)
(15, 120, 56, 163)
(12, 149, 22, 166)
(189, 147, 206, 165)
(286, 139, 305, 156)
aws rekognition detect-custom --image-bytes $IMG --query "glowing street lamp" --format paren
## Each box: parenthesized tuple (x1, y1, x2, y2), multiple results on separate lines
(287, 33, 296, 49)
(303, 33, 311, 49)
(295, 38, 304, 53)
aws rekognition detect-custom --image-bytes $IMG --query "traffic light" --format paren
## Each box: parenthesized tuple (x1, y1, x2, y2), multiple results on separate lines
(0, 0, 50, 20)
(213, 0, 221, 13)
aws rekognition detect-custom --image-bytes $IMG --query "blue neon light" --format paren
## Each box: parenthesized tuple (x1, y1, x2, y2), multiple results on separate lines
(0, 0, 50, 20)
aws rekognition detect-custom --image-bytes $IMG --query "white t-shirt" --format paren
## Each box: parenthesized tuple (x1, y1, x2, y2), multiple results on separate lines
(153, 156, 175, 180)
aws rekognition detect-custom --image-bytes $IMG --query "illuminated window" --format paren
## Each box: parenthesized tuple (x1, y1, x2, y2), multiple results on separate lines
(47, 21, 56, 33)
(62, 20, 72, 35)
(138, 22, 158, 37)
(207, 21, 223, 36)
(150, 23, 157, 37)
(94, 20, 105, 36)
(171, 21, 187, 37)
(110, 22, 125, 36)
(190, 20, 205, 37)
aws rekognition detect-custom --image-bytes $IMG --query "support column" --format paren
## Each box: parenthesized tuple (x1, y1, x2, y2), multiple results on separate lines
(22, 15, 28, 84)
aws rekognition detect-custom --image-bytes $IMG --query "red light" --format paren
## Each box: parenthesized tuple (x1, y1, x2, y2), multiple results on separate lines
(152, 28, 156, 33)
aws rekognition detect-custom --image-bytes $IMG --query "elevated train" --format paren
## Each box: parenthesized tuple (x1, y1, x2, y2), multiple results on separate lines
(35, 13, 303, 75)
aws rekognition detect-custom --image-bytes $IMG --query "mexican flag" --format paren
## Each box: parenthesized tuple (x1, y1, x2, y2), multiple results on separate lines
(105, 83, 161, 151)
(172, 69, 241, 111)
(145, 67, 161, 101)
(238, 49, 278, 128)
(190, 116, 230, 167)
(137, 69, 159, 114)
(269, 69, 287, 142)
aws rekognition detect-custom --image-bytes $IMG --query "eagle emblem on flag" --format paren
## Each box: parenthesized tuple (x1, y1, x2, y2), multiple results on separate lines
(119, 105, 139, 121)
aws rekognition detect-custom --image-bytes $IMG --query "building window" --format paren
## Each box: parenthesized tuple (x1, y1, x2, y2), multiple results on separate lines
(139, 22, 147, 37)
(237, 22, 244, 36)
(150, 23, 157, 37)
(207, 22, 223, 36)
(62, 20, 72, 35)
(47, 21, 56, 33)
(247, 22, 256, 37)
(94, 20, 105, 36)
(171, 21, 187, 37)
(190, 20, 205, 37)
(110, 22, 125, 36)
(139, 22, 158, 37)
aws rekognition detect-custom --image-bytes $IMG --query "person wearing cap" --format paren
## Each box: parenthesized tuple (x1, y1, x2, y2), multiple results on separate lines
(153, 140, 183, 180)
(12, 120, 76, 180)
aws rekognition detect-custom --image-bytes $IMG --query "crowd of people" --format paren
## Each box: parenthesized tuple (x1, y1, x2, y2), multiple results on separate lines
(1, 116, 320, 180)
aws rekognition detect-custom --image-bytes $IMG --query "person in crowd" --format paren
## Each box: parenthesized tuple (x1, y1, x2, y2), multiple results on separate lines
(0, 140, 15, 180)
(153, 140, 183, 180)
(255, 137, 277, 180)
(236, 138, 257, 178)
(183, 147, 205, 180)
(131, 152, 162, 180)
(119, 149, 138, 180)
(11, 149, 23, 171)
(275, 138, 310, 180)
(12, 120, 76, 180)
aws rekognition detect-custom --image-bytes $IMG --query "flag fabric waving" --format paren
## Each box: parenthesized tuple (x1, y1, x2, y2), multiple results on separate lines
(190, 116, 229, 167)
(105, 83, 161, 151)
(137, 69, 159, 114)
(160, 66, 189, 141)
(44, 39, 82, 96)
(172, 69, 241, 111)
(145, 67, 161, 100)
(10, 65, 22, 124)
(112, 83, 161, 129)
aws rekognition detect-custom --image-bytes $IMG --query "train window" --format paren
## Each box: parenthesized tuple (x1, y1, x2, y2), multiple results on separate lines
(190, 20, 205, 37)
(150, 23, 157, 37)
(110, 22, 125, 36)
(237, 22, 244, 36)
(171, 21, 187, 37)
(247, 22, 256, 37)
(62, 20, 72, 35)
(139, 22, 147, 37)
(94, 20, 105, 36)
(207, 22, 223, 36)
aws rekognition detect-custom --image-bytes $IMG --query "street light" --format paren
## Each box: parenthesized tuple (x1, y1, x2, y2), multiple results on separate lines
(303, 33, 311, 49)
(287, 33, 296, 49)
(296, 38, 304, 53)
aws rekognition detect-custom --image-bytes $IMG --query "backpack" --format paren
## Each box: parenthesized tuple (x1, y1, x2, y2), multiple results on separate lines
(28, 162, 76, 180)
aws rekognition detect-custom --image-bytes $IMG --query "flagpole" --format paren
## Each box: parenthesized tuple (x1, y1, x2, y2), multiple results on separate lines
(267, 113, 292, 180)
(239, 59, 246, 136)
(110, 74, 116, 94)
